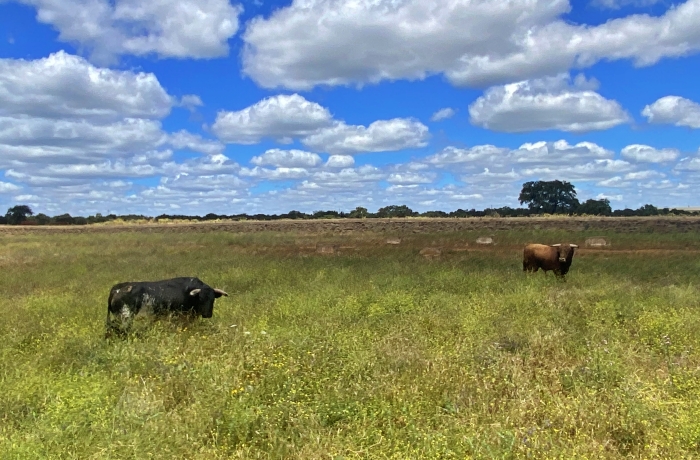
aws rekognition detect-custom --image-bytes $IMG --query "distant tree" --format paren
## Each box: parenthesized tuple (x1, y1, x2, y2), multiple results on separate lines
(34, 213, 52, 225)
(312, 210, 340, 219)
(576, 198, 612, 216)
(53, 213, 74, 225)
(349, 206, 369, 218)
(422, 210, 448, 218)
(284, 210, 307, 219)
(5, 205, 33, 225)
(377, 205, 416, 218)
(636, 204, 659, 216)
(518, 180, 579, 214)
(449, 208, 470, 218)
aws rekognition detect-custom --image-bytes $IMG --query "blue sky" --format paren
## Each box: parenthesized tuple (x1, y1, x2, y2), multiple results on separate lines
(1, 0, 700, 216)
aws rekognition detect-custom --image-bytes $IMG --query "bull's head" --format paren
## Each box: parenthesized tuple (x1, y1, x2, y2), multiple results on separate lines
(551, 243, 578, 263)
(189, 287, 229, 318)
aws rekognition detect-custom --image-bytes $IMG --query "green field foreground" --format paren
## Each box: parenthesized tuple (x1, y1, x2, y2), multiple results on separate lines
(2, 229, 700, 459)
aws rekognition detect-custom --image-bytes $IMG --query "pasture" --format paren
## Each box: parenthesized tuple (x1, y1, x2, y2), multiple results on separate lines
(1, 222, 700, 459)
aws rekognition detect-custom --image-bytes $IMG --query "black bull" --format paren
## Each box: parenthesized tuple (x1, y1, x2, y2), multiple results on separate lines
(106, 277, 228, 332)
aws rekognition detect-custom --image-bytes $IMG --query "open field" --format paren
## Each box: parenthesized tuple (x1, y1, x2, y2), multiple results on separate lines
(2, 222, 700, 458)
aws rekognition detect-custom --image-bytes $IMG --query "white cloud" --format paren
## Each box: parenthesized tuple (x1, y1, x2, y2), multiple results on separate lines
(14, 0, 242, 63)
(0, 116, 167, 164)
(0, 181, 21, 193)
(430, 107, 456, 122)
(325, 155, 355, 168)
(241, 0, 700, 90)
(467, 168, 520, 184)
(179, 95, 204, 112)
(251, 149, 322, 168)
(642, 96, 700, 128)
(521, 159, 634, 181)
(308, 165, 386, 188)
(624, 170, 664, 180)
(426, 145, 509, 166)
(168, 130, 224, 155)
(512, 140, 614, 164)
(386, 172, 435, 184)
(597, 176, 630, 187)
(592, 0, 664, 9)
(596, 193, 623, 201)
(675, 154, 700, 171)
(159, 173, 246, 193)
(241, 0, 570, 89)
(302, 118, 429, 154)
(0, 51, 172, 121)
(621, 144, 680, 162)
(240, 166, 311, 180)
(212, 94, 429, 154)
(211, 94, 334, 144)
(469, 74, 630, 133)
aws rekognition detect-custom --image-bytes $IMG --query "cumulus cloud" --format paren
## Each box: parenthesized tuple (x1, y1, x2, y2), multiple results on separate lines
(213, 94, 429, 154)
(168, 130, 224, 155)
(241, 0, 700, 90)
(0, 181, 21, 193)
(386, 172, 435, 184)
(302, 118, 429, 154)
(675, 153, 700, 171)
(521, 159, 634, 182)
(0, 116, 168, 165)
(624, 170, 665, 180)
(469, 74, 630, 133)
(0, 51, 173, 121)
(325, 155, 355, 168)
(251, 149, 323, 168)
(621, 144, 680, 162)
(642, 96, 700, 128)
(179, 95, 204, 112)
(240, 166, 311, 180)
(512, 140, 614, 164)
(592, 0, 664, 9)
(211, 94, 334, 144)
(430, 107, 457, 122)
(13, 0, 242, 63)
(0, 51, 229, 203)
(426, 145, 509, 166)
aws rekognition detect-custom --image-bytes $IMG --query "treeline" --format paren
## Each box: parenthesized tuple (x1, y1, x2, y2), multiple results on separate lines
(2, 203, 697, 226)
(2, 180, 697, 225)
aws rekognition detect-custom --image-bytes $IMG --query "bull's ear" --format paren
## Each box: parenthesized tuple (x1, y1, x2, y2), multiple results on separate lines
(189, 288, 202, 296)
(550, 244, 561, 247)
(214, 288, 228, 298)
(570, 244, 578, 248)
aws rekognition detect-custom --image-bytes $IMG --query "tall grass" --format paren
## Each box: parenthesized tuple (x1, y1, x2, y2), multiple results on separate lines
(1, 230, 699, 458)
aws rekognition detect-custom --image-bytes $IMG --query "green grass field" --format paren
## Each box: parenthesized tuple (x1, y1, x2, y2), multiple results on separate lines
(1, 229, 700, 459)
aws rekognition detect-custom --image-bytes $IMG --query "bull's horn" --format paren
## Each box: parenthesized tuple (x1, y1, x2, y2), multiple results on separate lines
(550, 244, 561, 247)
(570, 244, 579, 248)
(214, 288, 229, 297)
(190, 289, 201, 296)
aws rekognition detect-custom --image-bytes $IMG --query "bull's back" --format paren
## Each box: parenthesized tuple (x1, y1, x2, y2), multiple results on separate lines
(523, 244, 558, 270)
(524, 244, 552, 259)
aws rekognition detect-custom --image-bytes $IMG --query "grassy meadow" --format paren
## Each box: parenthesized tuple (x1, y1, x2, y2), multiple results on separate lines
(1, 227, 700, 459)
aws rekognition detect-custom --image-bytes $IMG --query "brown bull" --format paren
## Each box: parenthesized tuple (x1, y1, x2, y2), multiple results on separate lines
(523, 243, 578, 277)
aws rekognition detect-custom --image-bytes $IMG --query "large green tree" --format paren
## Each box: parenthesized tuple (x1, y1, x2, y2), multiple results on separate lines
(5, 205, 33, 225)
(518, 180, 579, 214)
